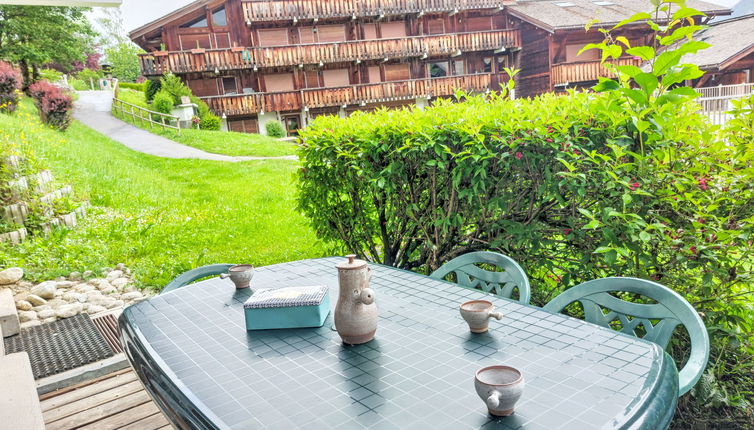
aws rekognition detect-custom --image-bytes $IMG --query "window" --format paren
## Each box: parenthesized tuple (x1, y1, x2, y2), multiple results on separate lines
(363, 23, 377, 39)
(323, 69, 349, 87)
(368, 66, 381, 83)
(428, 62, 449, 78)
(212, 7, 227, 26)
(305, 71, 320, 88)
(466, 16, 492, 32)
(257, 29, 289, 46)
(181, 14, 208, 28)
(264, 73, 295, 92)
(317, 25, 346, 43)
(381, 22, 406, 38)
(384, 64, 410, 81)
(453, 60, 465, 76)
(428, 19, 445, 35)
(222, 77, 237, 95)
(482, 57, 492, 73)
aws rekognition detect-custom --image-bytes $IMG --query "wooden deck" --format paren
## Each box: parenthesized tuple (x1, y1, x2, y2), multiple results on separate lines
(39, 368, 171, 430)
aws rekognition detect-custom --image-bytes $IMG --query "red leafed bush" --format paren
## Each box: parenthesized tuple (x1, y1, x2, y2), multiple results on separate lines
(0, 61, 21, 113)
(29, 79, 73, 130)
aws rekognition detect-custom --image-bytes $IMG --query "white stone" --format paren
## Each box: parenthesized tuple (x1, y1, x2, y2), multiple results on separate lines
(56, 281, 75, 289)
(86, 305, 106, 314)
(88, 295, 116, 308)
(37, 309, 56, 319)
(30, 281, 56, 299)
(75, 284, 96, 293)
(20, 320, 41, 329)
(13, 292, 29, 302)
(69, 271, 82, 281)
(100, 286, 116, 295)
(26, 295, 46, 306)
(115, 263, 126, 271)
(46, 299, 66, 308)
(55, 303, 83, 319)
(111, 278, 129, 290)
(95, 280, 114, 291)
(105, 270, 123, 282)
(18, 311, 37, 323)
(42, 317, 57, 323)
(0, 267, 23, 285)
(108, 299, 124, 309)
(15, 300, 32, 311)
(82, 270, 93, 278)
(121, 291, 143, 301)
(31, 305, 51, 312)
(62, 292, 87, 303)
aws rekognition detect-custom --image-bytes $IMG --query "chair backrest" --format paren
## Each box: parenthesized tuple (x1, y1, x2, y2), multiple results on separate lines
(429, 251, 531, 304)
(161, 264, 234, 294)
(543, 277, 710, 397)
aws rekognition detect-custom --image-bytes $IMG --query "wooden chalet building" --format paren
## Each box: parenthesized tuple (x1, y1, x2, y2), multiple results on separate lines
(129, 0, 729, 135)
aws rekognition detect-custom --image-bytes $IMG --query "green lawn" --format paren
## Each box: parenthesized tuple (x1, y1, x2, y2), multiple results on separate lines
(114, 89, 296, 157)
(0, 99, 324, 288)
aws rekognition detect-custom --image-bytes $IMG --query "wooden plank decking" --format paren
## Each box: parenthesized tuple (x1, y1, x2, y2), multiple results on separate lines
(39, 368, 171, 430)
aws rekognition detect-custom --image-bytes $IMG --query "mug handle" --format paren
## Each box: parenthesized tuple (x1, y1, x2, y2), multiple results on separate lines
(486, 392, 501, 410)
(488, 311, 503, 321)
(219, 273, 229, 279)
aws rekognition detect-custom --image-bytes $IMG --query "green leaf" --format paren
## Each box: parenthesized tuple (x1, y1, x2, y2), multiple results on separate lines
(615, 64, 643, 77)
(622, 193, 633, 206)
(675, 40, 711, 56)
(577, 43, 604, 57)
(615, 36, 631, 48)
(613, 12, 652, 29)
(668, 87, 700, 97)
(639, 231, 651, 242)
(634, 73, 659, 95)
(603, 44, 623, 60)
(659, 25, 702, 46)
(577, 208, 594, 218)
(653, 51, 682, 75)
(626, 46, 655, 61)
(593, 78, 620, 92)
(662, 64, 704, 86)
(584, 219, 601, 229)
(672, 7, 705, 20)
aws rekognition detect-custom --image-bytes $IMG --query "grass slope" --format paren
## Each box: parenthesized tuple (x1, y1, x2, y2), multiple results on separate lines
(115, 89, 296, 157)
(0, 99, 324, 287)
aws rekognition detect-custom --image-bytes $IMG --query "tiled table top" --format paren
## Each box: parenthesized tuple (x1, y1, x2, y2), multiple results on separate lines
(121, 258, 677, 430)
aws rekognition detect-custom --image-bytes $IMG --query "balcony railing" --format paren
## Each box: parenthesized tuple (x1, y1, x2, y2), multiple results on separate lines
(201, 73, 502, 115)
(242, 0, 508, 22)
(138, 30, 520, 76)
(550, 58, 643, 86)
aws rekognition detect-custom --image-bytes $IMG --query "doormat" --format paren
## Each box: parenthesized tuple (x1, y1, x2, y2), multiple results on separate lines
(4, 313, 115, 379)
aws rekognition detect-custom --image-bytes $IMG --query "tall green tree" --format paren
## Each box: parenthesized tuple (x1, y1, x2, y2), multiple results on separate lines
(0, 6, 95, 90)
(96, 8, 143, 82)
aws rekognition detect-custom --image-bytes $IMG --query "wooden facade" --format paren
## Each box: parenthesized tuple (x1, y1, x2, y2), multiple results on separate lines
(130, 0, 731, 133)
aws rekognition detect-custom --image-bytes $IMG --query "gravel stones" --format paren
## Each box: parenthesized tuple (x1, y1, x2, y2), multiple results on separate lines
(30, 281, 56, 299)
(55, 303, 83, 319)
(15, 300, 32, 311)
(18, 310, 37, 323)
(26, 294, 47, 306)
(0, 267, 23, 285)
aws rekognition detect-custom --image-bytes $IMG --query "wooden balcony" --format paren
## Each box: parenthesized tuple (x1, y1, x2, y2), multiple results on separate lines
(202, 73, 502, 115)
(242, 0, 509, 22)
(550, 58, 643, 86)
(138, 30, 520, 76)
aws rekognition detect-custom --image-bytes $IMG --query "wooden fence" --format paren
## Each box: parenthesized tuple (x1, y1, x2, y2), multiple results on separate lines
(111, 98, 181, 135)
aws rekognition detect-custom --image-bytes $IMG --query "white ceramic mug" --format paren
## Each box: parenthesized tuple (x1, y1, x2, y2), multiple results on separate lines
(474, 365, 525, 416)
(220, 264, 254, 289)
(460, 300, 503, 333)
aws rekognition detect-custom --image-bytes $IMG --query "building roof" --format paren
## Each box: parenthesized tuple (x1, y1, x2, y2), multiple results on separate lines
(506, 0, 731, 32)
(681, 13, 754, 70)
(129, 0, 216, 41)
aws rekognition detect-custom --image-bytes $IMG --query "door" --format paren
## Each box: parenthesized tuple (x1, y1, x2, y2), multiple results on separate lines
(283, 115, 300, 136)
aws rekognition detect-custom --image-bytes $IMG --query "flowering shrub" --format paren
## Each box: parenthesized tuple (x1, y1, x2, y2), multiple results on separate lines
(29, 80, 73, 131)
(0, 61, 21, 113)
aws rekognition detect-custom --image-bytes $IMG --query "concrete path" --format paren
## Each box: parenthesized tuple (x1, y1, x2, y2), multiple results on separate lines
(73, 91, 296, 162)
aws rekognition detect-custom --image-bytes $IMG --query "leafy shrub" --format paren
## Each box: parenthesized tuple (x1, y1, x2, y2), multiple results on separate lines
(118, 82, 146, 92)
(159, 73, 191, 105)
(0, 61, 21, 113)
(152, 90, 174, 115)
(76, 68, 102, 90)
(38, 68, 63, 83)
(298, 2, 754, 423)
(265, 120, 285, 138)
(199, 113, 221, 130)
(39, 89, 73, 131)
(144, 78, 161, 102)
(29, 80, 58, 104)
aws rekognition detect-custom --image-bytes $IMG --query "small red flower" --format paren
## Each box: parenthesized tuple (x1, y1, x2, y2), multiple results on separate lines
(545, 138, 553, 143)
(697, 177, 709, 191)
(573, 150, 581, 155)
(629, 182, 640, 191)
(563, 228, 572, 235)
(690, 246, 698, 254)
(697, 217, 705, 224)
(515, 152, 523, 160)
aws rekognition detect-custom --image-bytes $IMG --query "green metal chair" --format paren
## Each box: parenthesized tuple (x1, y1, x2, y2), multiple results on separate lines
(543, 277, 709, 397)
(161, 264, 234, 294)
(430, 251, 531, 304)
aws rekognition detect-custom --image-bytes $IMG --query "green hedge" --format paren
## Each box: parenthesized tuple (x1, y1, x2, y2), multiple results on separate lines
(118, 82, 146, 92)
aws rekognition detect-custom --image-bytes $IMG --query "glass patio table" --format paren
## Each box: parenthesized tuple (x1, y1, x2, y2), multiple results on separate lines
(119, 257, 678, 430)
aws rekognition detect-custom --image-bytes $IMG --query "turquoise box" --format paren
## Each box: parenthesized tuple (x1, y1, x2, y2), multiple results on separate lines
(244, 286, 330, 330)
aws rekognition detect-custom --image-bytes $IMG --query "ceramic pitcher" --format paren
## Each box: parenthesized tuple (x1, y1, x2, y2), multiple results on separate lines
(334, 255, 377, 344)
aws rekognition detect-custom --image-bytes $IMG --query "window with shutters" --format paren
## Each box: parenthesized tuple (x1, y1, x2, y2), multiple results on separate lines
(222, 77, 238, 95)
(323, 69, 350, 87)
(179, 34, 212, 50)
(453, 60, 465, 76)
(427, 19, 445, 35)
(299, 27, 315, 44)
(368, 66, 381, 83)
(212, 7, 227, 27)
(264, 73, 295, 92)
(257, 29, 289, 46)
(428, 62, 449, 78)
(381, 22, 406, 38)
(466, 16, 492, 32)
(384, 64, 410, 81)
(305, 71, 320, 88)
(317, 25, 346, 43)
(363, 23, 377, 39)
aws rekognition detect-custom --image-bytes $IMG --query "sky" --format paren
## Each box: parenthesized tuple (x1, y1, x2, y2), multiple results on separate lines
(92, 0, 745, 35)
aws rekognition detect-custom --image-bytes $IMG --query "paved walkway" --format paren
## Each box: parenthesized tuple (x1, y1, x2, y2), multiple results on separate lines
(73, 91, 296, 162)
